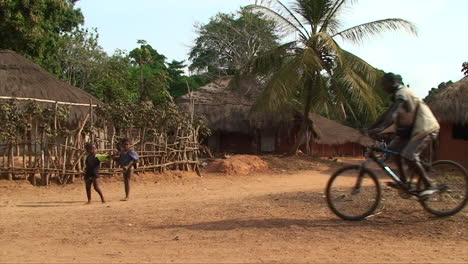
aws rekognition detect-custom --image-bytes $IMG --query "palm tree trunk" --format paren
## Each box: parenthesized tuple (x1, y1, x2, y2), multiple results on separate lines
(289, 76, 314, 155)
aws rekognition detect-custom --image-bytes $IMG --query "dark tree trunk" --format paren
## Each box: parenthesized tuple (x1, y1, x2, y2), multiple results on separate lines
(288, 75, 315, 155)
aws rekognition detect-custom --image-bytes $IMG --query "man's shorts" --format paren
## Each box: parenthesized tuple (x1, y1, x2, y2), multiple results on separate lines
(388, 131, 438, 162)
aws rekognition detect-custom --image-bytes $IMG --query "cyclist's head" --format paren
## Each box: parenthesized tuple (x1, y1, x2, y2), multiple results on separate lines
(381, 72, 403, 94)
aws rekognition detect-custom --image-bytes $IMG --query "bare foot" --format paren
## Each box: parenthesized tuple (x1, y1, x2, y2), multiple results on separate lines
(101, 200, 106, 204)
(85, 201, 91, 205)
(120, 197, 129, 201)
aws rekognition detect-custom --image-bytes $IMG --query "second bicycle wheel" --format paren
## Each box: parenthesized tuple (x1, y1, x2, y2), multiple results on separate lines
(419, 160, 468, 216)
(326, 165, 381, 221)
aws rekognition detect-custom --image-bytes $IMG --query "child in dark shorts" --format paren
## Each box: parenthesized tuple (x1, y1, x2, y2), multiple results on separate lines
(115, 138, 138, 201)
(84, 142, 107, 204)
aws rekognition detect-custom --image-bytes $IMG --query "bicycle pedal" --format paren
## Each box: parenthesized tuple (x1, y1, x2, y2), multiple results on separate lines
(418, 189, 438, 198)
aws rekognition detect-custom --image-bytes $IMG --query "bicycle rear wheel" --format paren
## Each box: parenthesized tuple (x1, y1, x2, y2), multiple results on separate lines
(326, 165, 381, 221)
(419, 160, 468, 216)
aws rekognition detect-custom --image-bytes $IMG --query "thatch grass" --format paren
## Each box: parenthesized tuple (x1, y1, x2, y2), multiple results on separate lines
(0, 50, 100, 122)
(428, 77, 468, 124)
(177, 76, 373, 146)
(310, 113, 373, 146)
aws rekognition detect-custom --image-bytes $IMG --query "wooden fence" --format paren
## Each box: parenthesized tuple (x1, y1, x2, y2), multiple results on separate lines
(0, 97, 205, 185)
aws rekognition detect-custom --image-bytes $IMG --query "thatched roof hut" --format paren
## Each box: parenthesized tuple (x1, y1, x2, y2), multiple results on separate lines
(428, 76, 468, 125)
(177, 76, 373, 148)
(176, 76, 268, 133)
(309, 113, 373, 146)
(427, 76, 468, 168)
(0, 50, 100, 121)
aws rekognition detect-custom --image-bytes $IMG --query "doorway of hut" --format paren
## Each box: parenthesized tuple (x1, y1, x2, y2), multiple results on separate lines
(207, 131, 256, 154)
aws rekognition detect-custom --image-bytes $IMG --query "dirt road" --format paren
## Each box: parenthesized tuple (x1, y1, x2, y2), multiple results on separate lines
(0, 164, 467, 263)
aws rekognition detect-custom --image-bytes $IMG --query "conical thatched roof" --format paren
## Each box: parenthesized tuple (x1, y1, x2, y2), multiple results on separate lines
(177, 76, 373, 146)
(176, 76, 272, 133)
(309, 113, 373, 146)
(0, 50, 100, 121)
(428, 76, 468, 124)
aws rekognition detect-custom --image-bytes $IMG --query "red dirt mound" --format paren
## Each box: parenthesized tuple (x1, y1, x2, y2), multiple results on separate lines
(205, 155, 269, 175)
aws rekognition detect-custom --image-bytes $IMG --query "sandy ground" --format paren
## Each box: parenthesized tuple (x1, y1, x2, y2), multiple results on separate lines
(0, 158, 467, 263)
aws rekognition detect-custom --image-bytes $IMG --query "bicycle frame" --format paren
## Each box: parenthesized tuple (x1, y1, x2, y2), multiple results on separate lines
(358, 147, 413, 192)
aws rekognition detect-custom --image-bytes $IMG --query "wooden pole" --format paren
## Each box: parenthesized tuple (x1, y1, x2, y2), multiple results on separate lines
(0, 96, 97, 107)
(7, 143, 13, 181)
(32, 120, 38, 186)
(89, 100, 94, 143)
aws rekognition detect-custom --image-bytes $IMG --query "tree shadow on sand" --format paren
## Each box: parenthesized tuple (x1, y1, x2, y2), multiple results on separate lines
(148, 216, 445, 232)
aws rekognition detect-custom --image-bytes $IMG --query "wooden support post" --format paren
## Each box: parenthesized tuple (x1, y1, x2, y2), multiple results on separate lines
(89, 100, 94, 143)
(7, 144, 13, 181)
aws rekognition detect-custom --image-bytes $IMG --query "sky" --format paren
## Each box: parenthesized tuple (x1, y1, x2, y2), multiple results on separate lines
(75, 0, 468, 98)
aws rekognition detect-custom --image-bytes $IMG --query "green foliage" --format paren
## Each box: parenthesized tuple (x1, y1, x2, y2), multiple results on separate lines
(1, 1, 210, 103)
(424, 80, 454, 102)
(128, 41, 171, 103)
(94, 101, 211, 139)
(167, 60, 210, 98)
(52, 28, 107, 90)
(0, 0, 84, 65)
(248, 0, 417, 125)
(88, 50, 138, 104)
(0, 101, 70, 142)
(189, 8, 280, 77)
(0, 101, 26, 141)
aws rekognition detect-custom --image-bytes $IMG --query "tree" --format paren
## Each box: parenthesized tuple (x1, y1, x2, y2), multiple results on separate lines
(89, 50, 137, 104)
(129, 41, 170, 103)
(51, 28, 107, 90)
(167, 60, 210, 98)
(189, 8, 279, 78)
(424, 80, 454, 102)
(248, 0, 417, 154)
(0, 0, 84, 67)
(463, 62, 468, 76)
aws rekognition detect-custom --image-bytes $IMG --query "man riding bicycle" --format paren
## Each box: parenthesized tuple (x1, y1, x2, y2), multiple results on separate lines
(368, 73, 440, 197)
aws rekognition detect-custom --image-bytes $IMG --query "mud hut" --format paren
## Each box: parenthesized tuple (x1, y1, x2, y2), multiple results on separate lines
(0, 50, 101, 183)
(0, 49, 100, 119)
(176, 76, 373, 156)
(428, 76, 468, 168)
(306, 113, 373, 156)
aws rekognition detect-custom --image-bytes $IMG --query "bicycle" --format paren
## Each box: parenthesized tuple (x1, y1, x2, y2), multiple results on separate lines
(325, 140, 468, 221)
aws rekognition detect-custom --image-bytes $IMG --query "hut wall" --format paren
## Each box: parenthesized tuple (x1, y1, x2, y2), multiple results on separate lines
(214, 132, 255, 154)
(207, 132, 221, 152)
(308, 141, 363, 157)
(260, 130, 276, 153)
(275, 132, 364, 156)
(436, 122, 468, 168)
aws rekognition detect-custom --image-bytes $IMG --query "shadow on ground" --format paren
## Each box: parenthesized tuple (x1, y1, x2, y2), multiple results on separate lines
(148, 216, 446, 232)
(16, 201, 84, 208)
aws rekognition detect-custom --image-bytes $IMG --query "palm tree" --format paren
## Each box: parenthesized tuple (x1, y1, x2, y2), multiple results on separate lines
(247, 0, 417, 154)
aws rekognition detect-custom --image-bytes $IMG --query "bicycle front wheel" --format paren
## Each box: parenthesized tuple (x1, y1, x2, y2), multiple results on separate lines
(419, 160, 468, 216)
(326, 165, 381, 221)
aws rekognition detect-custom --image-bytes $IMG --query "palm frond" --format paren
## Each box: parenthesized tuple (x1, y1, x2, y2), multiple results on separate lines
(340, 49, 383, 84)
(302, 47, 325, 72)
(320, 0, 346, 33)
(251, 41, 297, 76)
(274, 0, 311, 38)
(333, 18, 418, 44)
(245, 4, 309, 40)
(252, 56, 305, 112)
(332, 51, 384, 119)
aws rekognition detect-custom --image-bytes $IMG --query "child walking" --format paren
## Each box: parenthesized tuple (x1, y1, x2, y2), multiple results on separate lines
(84, 142, 107, 204)
(115, 138, 139, 201)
